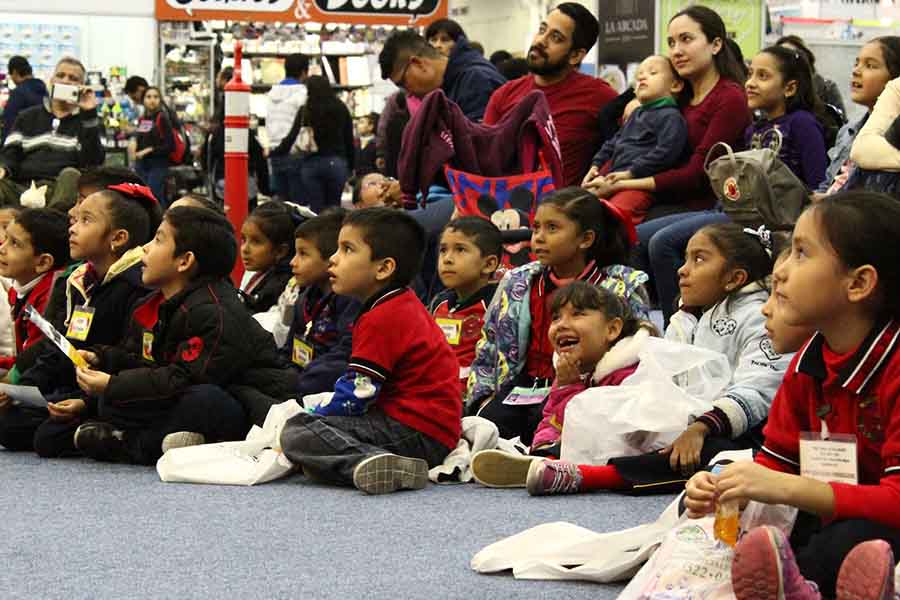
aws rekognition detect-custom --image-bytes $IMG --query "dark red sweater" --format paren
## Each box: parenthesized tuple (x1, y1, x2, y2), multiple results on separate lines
(653, 77, 749, 209)
(757, 323, 900, 529)
(484, 71, 617, 187)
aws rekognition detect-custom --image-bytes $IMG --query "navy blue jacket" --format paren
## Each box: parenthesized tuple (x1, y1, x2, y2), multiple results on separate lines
(442, 37, 506, 122)
(2, 78, 47, 143)
(592, 101, 689, 178)
(283, 285, 361, 398)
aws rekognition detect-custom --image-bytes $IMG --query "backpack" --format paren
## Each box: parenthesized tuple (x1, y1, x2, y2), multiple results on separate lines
(157, 108, 190, 165)
(704, 128, 808, 231)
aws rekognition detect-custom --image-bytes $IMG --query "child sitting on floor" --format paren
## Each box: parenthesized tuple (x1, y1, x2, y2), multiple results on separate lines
(0, 208, 69, 374)
(70, 207, 294, 464)
(284, 208, 361, 413)
(471, 282, 656, 487)
(430, 216, 502, 394)
(239, 202, 298, 314)
(466, 187, 648, 445)
(582, 55, 689, 224)
(687, 192, 900, 600)
(279, 207, 461, 495)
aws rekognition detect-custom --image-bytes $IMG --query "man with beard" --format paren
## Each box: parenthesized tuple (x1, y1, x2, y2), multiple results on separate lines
(378, 29, 505, 122)
(484, 3, 616, 187)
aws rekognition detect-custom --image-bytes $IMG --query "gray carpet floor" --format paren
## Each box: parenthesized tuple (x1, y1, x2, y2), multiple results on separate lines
(1, 451, 674, 599)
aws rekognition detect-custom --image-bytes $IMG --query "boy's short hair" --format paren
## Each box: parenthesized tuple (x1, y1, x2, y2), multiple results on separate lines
(78, 167, 145, 193)
(171, 193, 225, 214)
(294, 207, 347, 260)
(164, 207, 236, 280)
(284, 54, 310, 79)
(95, 190, 156, 251)
(15, 208, 70, 268)
(8, 56, 31, 77)
(443, 216, 503, 260)
(343, 207, 425, 288)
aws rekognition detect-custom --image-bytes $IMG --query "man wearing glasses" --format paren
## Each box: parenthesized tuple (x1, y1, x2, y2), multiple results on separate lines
(378, 29, 505, 123)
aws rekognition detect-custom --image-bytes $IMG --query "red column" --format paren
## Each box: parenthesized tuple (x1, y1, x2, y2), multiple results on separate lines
(224, 41, 251, 285)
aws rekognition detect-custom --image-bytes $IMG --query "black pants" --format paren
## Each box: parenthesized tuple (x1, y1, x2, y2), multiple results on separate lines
(33, 384, 248, 465)
(608, 433, 760, 494)
(280, 409, 451, 486)
(470, 373, 552, 446)
(790, 511, 900, 598)
(0, 405, 49, 451)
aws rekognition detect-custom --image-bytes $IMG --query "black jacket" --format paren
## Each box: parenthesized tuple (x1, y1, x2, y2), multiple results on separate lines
(21, 249, 150, 396)
(0, 99, 104, 183)
(2, 78, 47, 143)
(136, 108, 175, 164)
(93, 278, 295, 419)
(276, 99, 356, 170)
(239, 261, 293, 315)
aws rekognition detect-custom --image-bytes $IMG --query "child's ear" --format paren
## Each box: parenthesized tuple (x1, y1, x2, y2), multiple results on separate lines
(176, 251, 197, 275)
(374, 257, 397, 283)
(671, 78, 685, 95)
(724, 267, 749, 292)
(846, 264, 879, 306)
(34, 252, 55, 275)
(275, 242, 290, 262)
(111, 229, 130, 255)
(784, 79, 798, 99)
(481, 254, 500, 278)
(578, 229, 596, 252)
(605, 317, 624, 343)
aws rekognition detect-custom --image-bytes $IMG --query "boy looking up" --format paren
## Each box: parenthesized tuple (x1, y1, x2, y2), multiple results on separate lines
(430, 217, 501, 394)
(71, 207, 294, 464)
(280, 207, 461, 494)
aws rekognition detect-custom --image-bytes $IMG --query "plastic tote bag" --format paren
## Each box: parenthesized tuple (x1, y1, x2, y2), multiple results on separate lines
(156, 400, 303, 486)
(561, 337, 731, 465)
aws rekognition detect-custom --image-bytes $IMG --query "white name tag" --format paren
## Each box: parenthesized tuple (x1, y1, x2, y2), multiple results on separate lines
(799, 432, 858, 485)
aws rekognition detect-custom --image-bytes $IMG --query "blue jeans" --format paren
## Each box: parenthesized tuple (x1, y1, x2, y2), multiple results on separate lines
(300, 154, 349, 213)
(634, 210, 730, 324)
(269, 154, 305, 204)
(136, 160, 169, 208)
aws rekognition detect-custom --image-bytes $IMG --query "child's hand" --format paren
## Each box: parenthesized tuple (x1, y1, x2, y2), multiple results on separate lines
(75, 367, 111, 396)
(47, 398, 86, 421)
(581, 165, 601, 187)
(77, 350, 99, 367)
(684, 471, 717, 518)
(660, 421, 710, 474)
(0, 392, 9, 411)
(554, 352, 581, 386)
(716, 461, 790, 507)
(605, 170, 633, 184)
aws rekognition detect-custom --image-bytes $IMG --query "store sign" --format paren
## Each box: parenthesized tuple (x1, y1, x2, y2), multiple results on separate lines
(658, 0, 764, 60)
(156, 0, 448, 25)
(597, 0, 655, 66)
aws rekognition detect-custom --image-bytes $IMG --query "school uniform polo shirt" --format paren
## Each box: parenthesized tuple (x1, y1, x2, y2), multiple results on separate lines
(757, 320, 900, 527)
(431, 283, 497, 382)
(350, 287, 462, 449)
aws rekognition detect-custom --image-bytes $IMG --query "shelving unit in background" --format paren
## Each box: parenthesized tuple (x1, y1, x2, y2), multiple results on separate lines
(159, 38, 216, 125)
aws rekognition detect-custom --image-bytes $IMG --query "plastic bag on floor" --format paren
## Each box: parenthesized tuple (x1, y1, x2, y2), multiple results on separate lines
(561, 337, 731, 465)
(156, 400, 303, 486)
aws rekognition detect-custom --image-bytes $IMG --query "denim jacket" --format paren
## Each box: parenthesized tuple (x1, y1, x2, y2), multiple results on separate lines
(465, 261, 649, 409)
(818, 113, 868, 194)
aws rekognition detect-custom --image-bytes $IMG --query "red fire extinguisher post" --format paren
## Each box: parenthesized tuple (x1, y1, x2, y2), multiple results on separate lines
(224, 41, 251, 285)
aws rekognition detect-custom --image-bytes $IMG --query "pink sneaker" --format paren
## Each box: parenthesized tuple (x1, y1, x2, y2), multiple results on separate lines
(525, 460, 582, 496)
(836, 539, 895, 600)
(731, 525, 821, 600)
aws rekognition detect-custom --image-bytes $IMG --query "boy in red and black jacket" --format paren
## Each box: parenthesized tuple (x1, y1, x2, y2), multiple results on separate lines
(71, 207, 295, 465)
(281, 208, 461, 494)
(429, 217, 501, 396)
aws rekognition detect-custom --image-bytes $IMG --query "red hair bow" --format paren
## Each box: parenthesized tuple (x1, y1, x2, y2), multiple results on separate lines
(107, 183, 160, 206)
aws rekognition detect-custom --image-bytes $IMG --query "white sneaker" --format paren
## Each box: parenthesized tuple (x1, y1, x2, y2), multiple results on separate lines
(471, 449, 540, 488)
(352, 453, 428, 495)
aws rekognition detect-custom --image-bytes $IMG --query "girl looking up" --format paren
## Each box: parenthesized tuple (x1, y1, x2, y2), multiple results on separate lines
(239, 202, 297, 315)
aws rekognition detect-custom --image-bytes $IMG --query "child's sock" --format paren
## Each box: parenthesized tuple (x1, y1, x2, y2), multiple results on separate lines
(578, 464, 631, 491)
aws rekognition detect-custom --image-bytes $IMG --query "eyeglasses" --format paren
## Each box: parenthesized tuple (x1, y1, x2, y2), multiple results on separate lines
(392, 57, 413, 90)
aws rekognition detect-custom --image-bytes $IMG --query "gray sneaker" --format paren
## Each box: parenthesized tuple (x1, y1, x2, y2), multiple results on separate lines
(161, 431, 206, 454)
(352, 453, 428, 495)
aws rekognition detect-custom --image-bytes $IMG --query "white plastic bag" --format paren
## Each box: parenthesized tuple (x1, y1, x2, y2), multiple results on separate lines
(561, 337, 731, 465)
(156, 400, 303, 486)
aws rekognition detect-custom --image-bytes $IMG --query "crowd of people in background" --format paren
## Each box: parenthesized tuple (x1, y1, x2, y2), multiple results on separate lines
(3, 3, 900, 599)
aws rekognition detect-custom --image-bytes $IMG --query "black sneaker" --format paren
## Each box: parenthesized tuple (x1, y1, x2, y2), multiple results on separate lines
(74, 421, 128, 463)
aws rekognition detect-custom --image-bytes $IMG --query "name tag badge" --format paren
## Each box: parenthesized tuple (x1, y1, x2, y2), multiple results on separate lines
(503, 385, 551, 406)
(292, 337, 314, 368)
(436, 317, 463, 346)
(799, 431, 858, 485)
(142, 331, 155, 362)
(66, 305, 95, 342)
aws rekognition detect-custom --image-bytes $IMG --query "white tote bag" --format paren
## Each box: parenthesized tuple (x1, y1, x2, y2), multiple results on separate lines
(156, 400, 303, 486)
(561, 337, 731, 465)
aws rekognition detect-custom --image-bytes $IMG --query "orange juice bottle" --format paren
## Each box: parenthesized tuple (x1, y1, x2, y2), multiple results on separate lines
(712, 465, 739, 546)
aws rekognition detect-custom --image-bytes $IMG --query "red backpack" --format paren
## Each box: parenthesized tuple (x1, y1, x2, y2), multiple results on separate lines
(156, 112, 188, 165)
